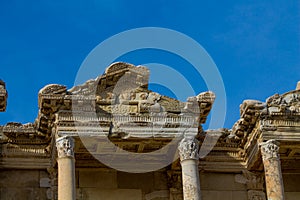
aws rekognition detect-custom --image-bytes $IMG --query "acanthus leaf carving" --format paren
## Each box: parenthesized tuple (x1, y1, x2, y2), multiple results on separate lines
(178, 137, 199, 161)
(56, 136, 74, 158)
(259, 139, 280, 160)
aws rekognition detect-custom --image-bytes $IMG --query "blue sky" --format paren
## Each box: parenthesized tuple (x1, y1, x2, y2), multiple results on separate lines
(0, 0, 299, 128)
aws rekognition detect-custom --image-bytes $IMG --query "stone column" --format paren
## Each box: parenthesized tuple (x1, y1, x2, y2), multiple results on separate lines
(56, 136, 76, 200)
(260, 140, 285, 200)
(178, 137, 201, 200)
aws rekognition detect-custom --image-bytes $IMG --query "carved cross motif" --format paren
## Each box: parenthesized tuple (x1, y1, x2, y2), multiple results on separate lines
(56, 136, 74, 158)
(178, 137, 199, 161)
(259, 140, 280, 160)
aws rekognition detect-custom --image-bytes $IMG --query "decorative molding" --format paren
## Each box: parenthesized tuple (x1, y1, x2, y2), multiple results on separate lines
(266, 91, 300, 114)
(56, 136, 74, 158)
(259, 140, 280, 160)
(178, 137, 199, 161)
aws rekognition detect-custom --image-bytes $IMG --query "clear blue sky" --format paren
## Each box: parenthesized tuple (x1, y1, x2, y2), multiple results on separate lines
(0, 1, 299, 128)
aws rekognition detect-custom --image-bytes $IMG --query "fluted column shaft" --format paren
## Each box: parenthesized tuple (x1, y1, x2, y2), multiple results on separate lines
(178, 137, 201, 200)
(56, 136, 76, 200)
(260, 140, 285, 200)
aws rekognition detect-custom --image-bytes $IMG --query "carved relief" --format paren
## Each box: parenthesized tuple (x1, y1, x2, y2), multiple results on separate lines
(178, 137, 199, 161)
(260, 140, 280, 160)
(2, 122, 50, 142)
(56, 136, 74, 158)
(266, 91, 300, 114)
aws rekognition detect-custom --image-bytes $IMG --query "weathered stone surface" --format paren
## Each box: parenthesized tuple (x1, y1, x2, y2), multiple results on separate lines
(0, 80, 7, 112)
(283, 174, 300, 192)
(1, 63, 300, 200)
(79, 170, 117, 189)
(117, 172, 154, 194)
(0, 187, 47, 200)
(154, 171, 168, 190)
(234, 171, 264, 191)
(56, 136, 74, 158)
(247, 190, 266, 200)
(57, 136, 76, 200)
(285, 192, 300, 200)
(0, 170, 39, 187)
(201, 191, 247, 200)
(178, 137, 201, 200)
(81, 188, 142, 200)
(40, 177, 51, 188)
(201, 173, 246, 191)
(144, 190, 169, 200)
(260, 140, 285, 200)
(178, 137, 199, 161)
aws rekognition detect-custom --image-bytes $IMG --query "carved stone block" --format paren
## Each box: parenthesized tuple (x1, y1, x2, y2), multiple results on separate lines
(248, 190, 266, 200)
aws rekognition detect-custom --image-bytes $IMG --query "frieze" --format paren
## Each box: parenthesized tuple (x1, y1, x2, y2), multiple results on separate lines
(2, 122, 49, 142)
(2, 143, 49, 157)
(266, 90, 300, 115)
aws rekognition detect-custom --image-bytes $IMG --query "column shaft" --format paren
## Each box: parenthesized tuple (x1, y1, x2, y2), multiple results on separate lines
(56, 136, 76, 200)
(260, 140, 284, 200)
(178, 137, 201, 200)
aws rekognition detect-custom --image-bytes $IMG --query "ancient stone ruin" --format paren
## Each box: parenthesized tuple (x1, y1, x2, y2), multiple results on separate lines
(0, 62, 300, 200)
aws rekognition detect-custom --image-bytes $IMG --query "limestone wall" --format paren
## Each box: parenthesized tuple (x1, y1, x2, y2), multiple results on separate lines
(200, 173, 247, 200)
(1, 169, 300, 200)
(76, 169, 169, 200)
(283, 173, 300, 200)
(0, 169, 48, 200)
(76, 170, 250, 200)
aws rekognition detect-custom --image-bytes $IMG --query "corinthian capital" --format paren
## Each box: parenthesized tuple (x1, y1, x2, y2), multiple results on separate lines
(178, 137, 199, 161)
(260, 140, 280, 160)
(56, 136, 74, 158)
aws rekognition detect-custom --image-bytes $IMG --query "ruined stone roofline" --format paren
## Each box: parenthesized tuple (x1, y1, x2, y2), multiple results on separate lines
(0, 122, 50, 143)
(196, 81, 300, 169)
(0, 79, 8, 112)
(213, 81, 300, 146)
(35, 62, 215, 139)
